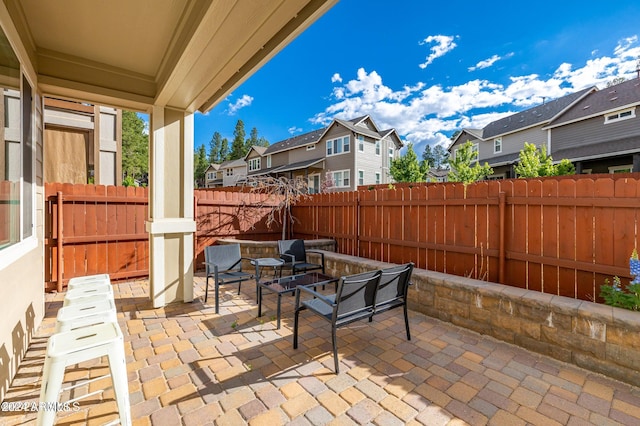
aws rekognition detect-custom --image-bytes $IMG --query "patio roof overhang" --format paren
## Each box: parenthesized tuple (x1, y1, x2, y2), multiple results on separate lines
(8, 0, 337, 113)
(4, 0, 337, 308)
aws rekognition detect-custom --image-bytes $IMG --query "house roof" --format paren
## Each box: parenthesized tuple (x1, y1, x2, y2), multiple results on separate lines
(220, 158, 246, 169)
(427, 168, 449, 178)
(12, 0, 337, 113)
(484, 152, 521, 167)
(447, 128, 483, 151)
(245, 145, 268, 159)
(247, 157, 324, 176)
(264, 128, 326, 155)
(548, 79, 640, 127)
(482, 87, 595, 139)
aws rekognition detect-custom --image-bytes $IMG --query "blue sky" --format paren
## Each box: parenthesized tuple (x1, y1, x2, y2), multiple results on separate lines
(194, 1, 640, 156)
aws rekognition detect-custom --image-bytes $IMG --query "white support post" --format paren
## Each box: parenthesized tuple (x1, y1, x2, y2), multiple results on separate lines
(146, 106, 196, 308)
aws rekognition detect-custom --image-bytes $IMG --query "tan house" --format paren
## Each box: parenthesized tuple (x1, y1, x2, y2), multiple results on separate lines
(0, 0, 336, 401)
(204, 158, 248, 187)
(243, 115, 404, 192)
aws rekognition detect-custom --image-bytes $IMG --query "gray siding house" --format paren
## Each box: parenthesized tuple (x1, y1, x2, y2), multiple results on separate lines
(245, 115, 403, 192)
(450, 78, 640, 178)
(546, 78, 640, 174)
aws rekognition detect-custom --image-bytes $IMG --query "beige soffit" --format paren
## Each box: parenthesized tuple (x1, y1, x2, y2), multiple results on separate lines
(9, 0, 336, 112)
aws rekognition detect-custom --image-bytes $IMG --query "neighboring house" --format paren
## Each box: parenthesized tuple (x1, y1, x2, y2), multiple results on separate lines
(450, 88, 595, 179)
(244, 115, 404, 192)
(204, 164, 222, 188)
(545, 78, 640, 174)
(0, 0, 336, 402)
(427, 168, 449, 182)
(449, 79, 640, 178)
(44, 98, 122, 185)
(203, 158, 250, 188)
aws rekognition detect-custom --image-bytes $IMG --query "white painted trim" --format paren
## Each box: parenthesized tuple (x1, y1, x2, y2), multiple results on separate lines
(150, 106, 165, 220)
(183, 112, 194, 218)
(0, 236, 38, 271)
(183, 233, 194, 303)
(145, 219, 196, 235)
(150, 235, 165, 308)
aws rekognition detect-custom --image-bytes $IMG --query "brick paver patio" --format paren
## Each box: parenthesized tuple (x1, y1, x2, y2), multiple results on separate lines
(2, 273, 640, 425)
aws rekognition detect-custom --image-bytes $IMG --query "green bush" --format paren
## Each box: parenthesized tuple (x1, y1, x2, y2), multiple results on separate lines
(600, 276, 640, 311)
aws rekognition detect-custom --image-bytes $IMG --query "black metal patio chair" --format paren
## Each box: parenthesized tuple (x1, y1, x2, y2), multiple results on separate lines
(204, 244, 254, 314)
(372, 262, 414, 340)
(293, 270, 382, 373)
(278, 239, 325, 275)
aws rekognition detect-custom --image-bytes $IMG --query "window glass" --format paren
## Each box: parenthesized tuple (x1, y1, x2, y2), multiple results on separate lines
(0, 26, 24, 250)
(358, 135, 364, 152)
(375, 140, 380, 155)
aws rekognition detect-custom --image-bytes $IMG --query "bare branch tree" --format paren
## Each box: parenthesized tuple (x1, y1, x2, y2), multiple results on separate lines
(243, 175, 310, 239)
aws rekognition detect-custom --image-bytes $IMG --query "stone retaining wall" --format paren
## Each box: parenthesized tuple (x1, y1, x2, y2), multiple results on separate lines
(319, 250, 640, 388)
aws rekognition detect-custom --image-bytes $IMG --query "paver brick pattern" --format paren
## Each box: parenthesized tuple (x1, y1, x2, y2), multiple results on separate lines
(2, 274, 640, 425)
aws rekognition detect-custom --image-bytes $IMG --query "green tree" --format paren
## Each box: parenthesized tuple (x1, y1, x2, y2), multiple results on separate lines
(390, 143, 425, 182)
(421, 144, 434, 171)
(229, 119, 247, 159)
(194, 144, 208, 187)
(555, 158, 576, 176)
(515, 142, 574, 177)
(208, 131, 229, 164)
(448, 141, 493, 184)
(432, 145, 449, 169)
(121, 110, 148, 184)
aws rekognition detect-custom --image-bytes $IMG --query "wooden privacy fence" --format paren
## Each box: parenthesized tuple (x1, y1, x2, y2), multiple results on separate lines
(292, 174, 640, 302)
(44, 184, 282, 291)
(45, 183, 149, 292)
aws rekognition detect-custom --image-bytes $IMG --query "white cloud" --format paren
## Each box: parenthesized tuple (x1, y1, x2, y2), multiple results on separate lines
(227, 94, 254, 115)
(312, 35, 640, 150)
(288, 126, 302, 135)
(418, 35, 457, 69)
(331, 73, 342, 83)
(469, 54, 500, 71)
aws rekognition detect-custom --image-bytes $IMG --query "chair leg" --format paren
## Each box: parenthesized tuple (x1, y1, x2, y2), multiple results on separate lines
(403, 304, 411, 340)
(237, 281, 242, 295)
(205, 276, 210, 302)
(215, 281, 220, 314)
(293, 309, 300, 349)
(331, 325, 339, 374)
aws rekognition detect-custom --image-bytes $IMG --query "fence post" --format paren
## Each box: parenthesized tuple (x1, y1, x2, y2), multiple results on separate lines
(56, 191, 64, 292)
(356, 191, 361, 257)
(499, 191, 506, 284)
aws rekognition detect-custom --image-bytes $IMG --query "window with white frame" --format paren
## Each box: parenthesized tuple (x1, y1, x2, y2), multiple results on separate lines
(608, 165, 633, 173)
(0, 33, 33, 253)
(494, 138, 502, 154)
(375, 140, 380, 155)
(326, 136, 350, 156)
(375, 172, 381, 184)
(358, 135, 364, 152)
(226, 168, 233, 176)
(248, 158, 260, 171)
(266, 155, 271, 168)
(207, 172, 214, 180)
(358, 170, 364, 185)
(604, 107, 635, 124)
(388, 146, 394, 159)
(331, 170, 350, 188)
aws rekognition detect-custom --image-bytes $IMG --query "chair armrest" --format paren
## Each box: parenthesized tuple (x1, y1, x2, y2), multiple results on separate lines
(297, 286, 335, 307)
(280, 253, 295, 264)
(306, 249, 325, 263)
